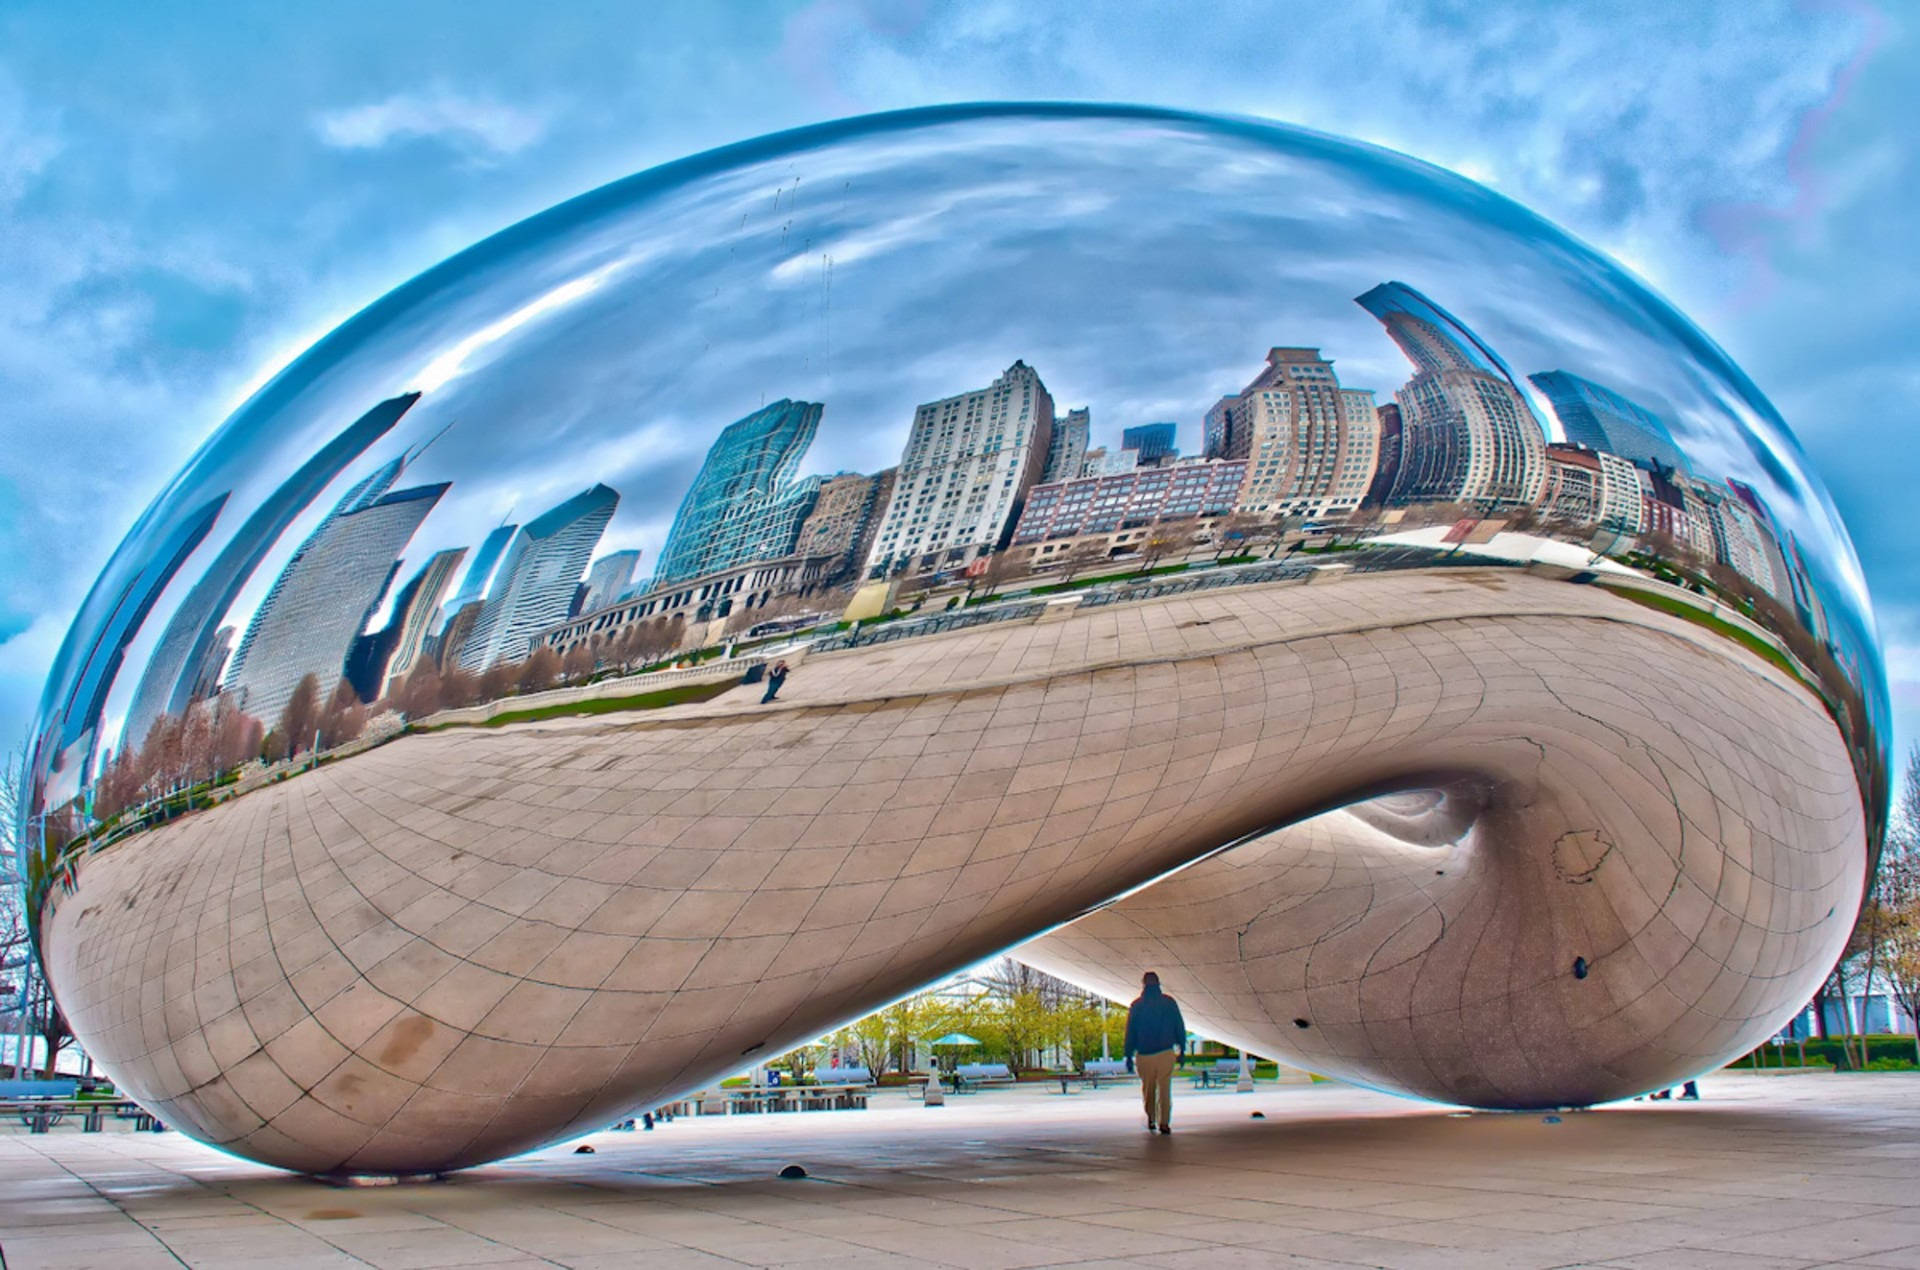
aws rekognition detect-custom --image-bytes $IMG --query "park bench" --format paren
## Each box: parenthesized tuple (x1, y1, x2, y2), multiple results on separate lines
(815, 1065, 872, 1085)
(951, 1063, 1016, 1092)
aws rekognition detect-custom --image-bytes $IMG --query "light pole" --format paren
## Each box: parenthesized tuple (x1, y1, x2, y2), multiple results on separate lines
(1236, 1047, 1253, 1092)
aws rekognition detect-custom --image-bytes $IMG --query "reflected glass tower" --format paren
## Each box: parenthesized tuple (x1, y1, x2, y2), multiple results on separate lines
(1121, 422, 1177, 465)
(351, 547, 467, 699)
(459, 485, 619, 670)
(655, 400, 823, 586)
(1530, 370, 1689, 476)
(581, 550, 641, 614)
(122, 394, 415, 747)
(59, 493, 226, 780)
(226, 472, 449, 723)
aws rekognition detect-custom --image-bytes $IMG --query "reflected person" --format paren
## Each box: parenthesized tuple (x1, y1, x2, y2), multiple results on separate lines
(761, 659, 790, 703)
(1124, 971, 1186, 1134)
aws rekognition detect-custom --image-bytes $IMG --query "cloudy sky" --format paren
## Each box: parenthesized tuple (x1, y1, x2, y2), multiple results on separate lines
(2, 0, 1914, 766)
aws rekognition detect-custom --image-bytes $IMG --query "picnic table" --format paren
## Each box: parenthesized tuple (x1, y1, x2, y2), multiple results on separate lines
(0, 1096, 164, 1134)
(715, 1083, 869, 1114)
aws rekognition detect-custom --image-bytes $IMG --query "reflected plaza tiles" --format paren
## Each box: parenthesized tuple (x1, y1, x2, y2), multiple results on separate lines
(18, 105, 1885, 1176)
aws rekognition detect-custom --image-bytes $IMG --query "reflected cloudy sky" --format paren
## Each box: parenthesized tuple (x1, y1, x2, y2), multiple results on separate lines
(26, 103, 1888, 812)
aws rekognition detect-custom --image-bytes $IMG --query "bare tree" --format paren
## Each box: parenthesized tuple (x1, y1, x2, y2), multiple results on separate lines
(561, 642, 596, 686)
(1056, 540, 1109, 583)
(1134, 533, 1179, 574)
(317, 680, 367, 751)
(518, 645, 562, 694)
(276, 674, 323, 760)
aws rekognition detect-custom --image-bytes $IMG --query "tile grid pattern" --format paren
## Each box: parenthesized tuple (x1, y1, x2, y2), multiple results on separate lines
(43, 571, 1865, 1174)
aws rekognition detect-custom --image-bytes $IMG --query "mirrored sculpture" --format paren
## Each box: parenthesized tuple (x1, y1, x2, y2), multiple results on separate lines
(19, 104, 1886, 1177)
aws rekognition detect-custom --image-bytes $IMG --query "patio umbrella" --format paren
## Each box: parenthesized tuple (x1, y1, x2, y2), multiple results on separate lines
(927, 1033, 982, 1047)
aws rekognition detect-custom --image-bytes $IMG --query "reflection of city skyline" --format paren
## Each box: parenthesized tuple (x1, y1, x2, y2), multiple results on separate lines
(44, 275, 1841, 806)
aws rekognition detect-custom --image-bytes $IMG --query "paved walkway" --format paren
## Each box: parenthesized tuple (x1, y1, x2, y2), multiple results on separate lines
(4, 1072, 1919, 1268)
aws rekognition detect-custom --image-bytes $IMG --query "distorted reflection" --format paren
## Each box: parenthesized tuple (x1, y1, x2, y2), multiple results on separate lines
(16, 105, 1888, 1174)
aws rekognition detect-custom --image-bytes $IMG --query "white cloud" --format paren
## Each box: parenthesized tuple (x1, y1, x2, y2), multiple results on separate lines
(313, 89, 550, 158)
(0, 73, 61, 205)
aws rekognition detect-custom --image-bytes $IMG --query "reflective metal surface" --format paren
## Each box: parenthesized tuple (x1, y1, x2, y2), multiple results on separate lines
(20, 104, 1886, 1175)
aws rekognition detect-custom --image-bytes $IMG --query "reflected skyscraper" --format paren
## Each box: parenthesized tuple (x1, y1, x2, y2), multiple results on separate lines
(349, 547, 467, 700)
(581, 550, 641, 614)
(226, 468, 449, 723)
(439, 521, 517, 623)
(1121, 422, 1177, 465)
(59, 493, 226, 778)
(1042, 407, 1089, 484)
(655, 400, 823, 586)
(122, 394, 415, 747)
(1213, 348, 1380, 521)
(460, 485, 619, 670)
(1529, 370, 1689, 476)
(865, 360, 1056, 576)
(1357, 282, 1546, 508)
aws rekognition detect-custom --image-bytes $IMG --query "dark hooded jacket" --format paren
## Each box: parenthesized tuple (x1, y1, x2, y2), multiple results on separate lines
(1123, 982, 1186, 1059)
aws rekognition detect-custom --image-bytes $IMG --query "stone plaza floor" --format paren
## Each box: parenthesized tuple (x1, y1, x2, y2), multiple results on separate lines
(3, 1071, 1919, 1269)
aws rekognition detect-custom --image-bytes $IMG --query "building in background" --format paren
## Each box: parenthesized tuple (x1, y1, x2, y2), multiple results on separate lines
(1540, 445, 1644, 535)
(352, 547, 467, 699)
(1121, 422, 1178, 466)
(1081, 446, 1139, 477)
(1042, 407, 1090, 484)
(1693, 483, 1781, 599)
(186, 626, 234, 705)
(1361, 403, 1404, 509)
(459, 485, 618, 670)
(58, 492, 226, 780)
(581, 550, 641, 614)
(1357, 282, 1546, 509)
(655, 399, 823, 586)
(864, 360, 1055, 578)
(1012, 458, 1247, 550)
(122, 394, 413, 748)
(226, 470, 449, 723)
(794, 468, 897, 586)
(1529, 370, 1688, 476)
(438, 521, 517, 627)
(1212, 348, 1380, 521)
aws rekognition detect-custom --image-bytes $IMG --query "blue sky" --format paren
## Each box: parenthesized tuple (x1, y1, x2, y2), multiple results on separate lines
(2, 0, 1914, 768)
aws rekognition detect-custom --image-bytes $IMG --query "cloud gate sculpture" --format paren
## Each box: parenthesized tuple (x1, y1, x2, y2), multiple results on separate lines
(20, 105, 1886, 1177)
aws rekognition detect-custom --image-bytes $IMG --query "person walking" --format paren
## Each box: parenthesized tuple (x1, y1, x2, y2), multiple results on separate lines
(761, 659, 789, 703)
(1123, 971, 1186, 1134)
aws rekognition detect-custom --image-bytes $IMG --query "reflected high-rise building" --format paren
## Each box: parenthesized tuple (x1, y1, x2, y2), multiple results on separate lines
(1541, 444, 1644, 535)
(122, 393, 415, 748)
(581, 550, 641, 614)
(866, 360, 1056, 576)
(1361, 403, 1404, 508)
(655, 399, 823, 586)
(1357, 282, 1546, 509)
(793, 469, 896, 585)
(1042, 407, 1090, 484)
(226, 469, 449, 724)
(1529, 371, 1688, 476)
(439, 522, 517, 626)
(60, 493, 226, 774)
(460, 485, 619, 670)
(1214, 348, 1381, 521)
(348, 547, 467, 700)
(1122, 422, 1178, 466)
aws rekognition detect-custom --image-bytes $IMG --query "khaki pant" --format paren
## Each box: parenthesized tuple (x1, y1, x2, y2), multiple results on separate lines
(1136, 1049, 1177, 1127)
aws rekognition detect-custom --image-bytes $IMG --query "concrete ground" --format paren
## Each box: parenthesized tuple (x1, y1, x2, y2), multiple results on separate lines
(3, 1071, 1918, 1270)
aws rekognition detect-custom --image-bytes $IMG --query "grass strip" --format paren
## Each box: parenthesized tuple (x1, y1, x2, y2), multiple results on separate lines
(432, 678, 738, 729)
(1602, 584, 1808, 685)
